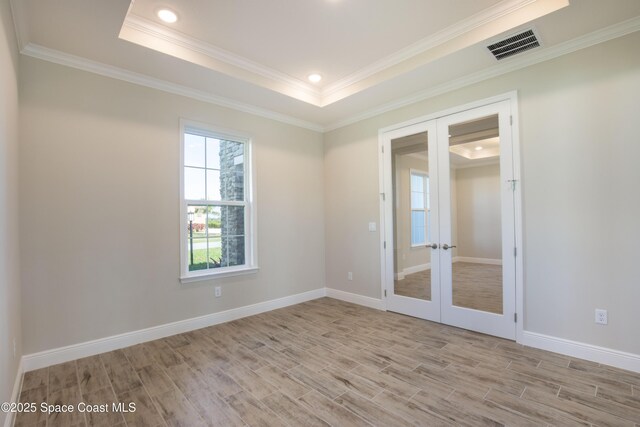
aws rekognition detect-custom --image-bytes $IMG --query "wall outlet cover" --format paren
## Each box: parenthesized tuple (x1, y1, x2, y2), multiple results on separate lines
(595, 309, 608, 325)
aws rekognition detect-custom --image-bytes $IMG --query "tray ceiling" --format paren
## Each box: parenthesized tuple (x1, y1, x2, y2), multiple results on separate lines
(9, 0, 640, 130)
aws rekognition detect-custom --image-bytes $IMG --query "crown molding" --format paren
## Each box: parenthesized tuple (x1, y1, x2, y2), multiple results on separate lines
(15, 14, 640, 135)
(324, 15, 640, 132)
(119, 14, 323, 106)
(19, 43, 325, 133)
(119, 0, 567, 107)
(321, 0, 539, 98)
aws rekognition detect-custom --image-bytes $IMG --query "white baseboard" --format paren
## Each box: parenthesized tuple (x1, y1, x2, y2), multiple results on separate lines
(453, 256, 502, 265)
(19, 285, 640, 376)
(3, 358, 23, 427)
(395, 263, 430, 280)
(403, 263, 431, 275)
(326, 288, 385, 310)
(520, 331, 640, 373)
(22, 288, 326, 372)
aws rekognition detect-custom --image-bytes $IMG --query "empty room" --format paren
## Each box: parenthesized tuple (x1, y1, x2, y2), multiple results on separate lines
(2, 0, 640, 425)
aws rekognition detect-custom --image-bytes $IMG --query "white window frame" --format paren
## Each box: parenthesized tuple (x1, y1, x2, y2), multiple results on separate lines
(179, 119, 258, 283)
(410, 169, 430, 248)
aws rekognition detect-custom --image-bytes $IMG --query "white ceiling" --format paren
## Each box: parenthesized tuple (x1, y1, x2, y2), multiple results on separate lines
(9, 0, 640, 131)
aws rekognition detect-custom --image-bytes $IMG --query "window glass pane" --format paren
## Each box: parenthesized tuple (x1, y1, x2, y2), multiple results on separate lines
(187, 205, 207, 271)
(184, 133, 206, 168)
(184, 167, 206, 200)
(207, 170, 221, 201)
(411, 210, 426, 245)
(411, 191, 424, 210)
(207, 206, 221, 268)
(411, 173, 423, 192)
(220, 140, 245, 201)
(206, 138, 221, 170)
(221, 205, 245, 267)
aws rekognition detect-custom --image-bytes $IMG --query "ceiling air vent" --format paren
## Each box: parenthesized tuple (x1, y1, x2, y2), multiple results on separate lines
(487, 29, 540, 60)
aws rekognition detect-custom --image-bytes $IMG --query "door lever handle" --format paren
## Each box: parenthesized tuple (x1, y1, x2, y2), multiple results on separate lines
(442, 244, 457, 250)
(426, 243, 438, 249)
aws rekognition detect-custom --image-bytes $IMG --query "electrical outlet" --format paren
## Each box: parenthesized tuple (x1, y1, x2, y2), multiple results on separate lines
(214, 286, 222, 298)
(368, 222, 377, 232)
(595, 309, 608, 325)
(347, 272, 353, 281)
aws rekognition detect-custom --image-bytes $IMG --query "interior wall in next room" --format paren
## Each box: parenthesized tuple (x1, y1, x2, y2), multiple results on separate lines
(393, 153, 431, 277)
(454, 163, 502, 261)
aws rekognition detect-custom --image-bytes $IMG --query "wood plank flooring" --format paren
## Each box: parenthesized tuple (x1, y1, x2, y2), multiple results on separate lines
(15, 298, 640, 426)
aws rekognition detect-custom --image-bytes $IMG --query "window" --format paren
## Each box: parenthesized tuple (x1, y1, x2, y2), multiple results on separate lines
(180, 122, 256, 282)
(410, 171, 430, 246)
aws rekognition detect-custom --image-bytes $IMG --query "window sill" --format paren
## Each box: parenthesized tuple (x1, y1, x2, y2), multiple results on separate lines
(180, 266, 259, 284)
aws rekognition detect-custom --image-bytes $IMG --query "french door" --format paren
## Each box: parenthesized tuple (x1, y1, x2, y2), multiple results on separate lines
(381, 100, 517, 340)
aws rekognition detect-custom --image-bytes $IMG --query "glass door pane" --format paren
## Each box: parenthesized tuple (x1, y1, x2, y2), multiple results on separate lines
(391, 131, 432, 301)
(383, 119, 440, 322)
(448, 114, 503, 314)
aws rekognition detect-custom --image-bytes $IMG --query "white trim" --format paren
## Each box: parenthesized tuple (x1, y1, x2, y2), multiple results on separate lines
(321, 0, 543, 97)
(179, 120, 258, 281)
(21, 288, 326, 372)
(325, 288, 385, 311)
(119, 1, 560, 107)
(3, 359, 23, 427)
(13, 16, 640, 133)
(453, 257, 502, 265)
(395, 263, 432, 280)
(520, 331, 640, 374)
(120, 14, 322, 105)
(180, 266, 259, 284)
(403, 263, 431, 275)
(19, 43, 325, 133)
(324, 16, 640, 132)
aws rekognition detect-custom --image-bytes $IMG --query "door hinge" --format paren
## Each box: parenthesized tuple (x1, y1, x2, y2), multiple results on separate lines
(514, 247, 517, 257)
(384, 289, 387, 297)
(381, 146, 384, 153)
(510, 115, 513, 125)
(383, 241, 386, 249)
(514, 313, 518, 323)
(381, 192, 386, 201)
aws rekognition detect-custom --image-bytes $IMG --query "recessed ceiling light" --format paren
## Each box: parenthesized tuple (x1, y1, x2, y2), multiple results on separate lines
(475, 146, 484, 151)
(157, 9, 178, 23)
(308, 74, 322, 83)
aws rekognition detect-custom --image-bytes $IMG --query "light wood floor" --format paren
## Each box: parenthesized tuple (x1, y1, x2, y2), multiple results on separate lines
(395, 262, 503, 314)
(16, 298, 640, 426)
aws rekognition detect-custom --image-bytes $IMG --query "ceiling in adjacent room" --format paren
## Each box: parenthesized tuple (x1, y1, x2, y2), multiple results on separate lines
(9, 0, 640, 130)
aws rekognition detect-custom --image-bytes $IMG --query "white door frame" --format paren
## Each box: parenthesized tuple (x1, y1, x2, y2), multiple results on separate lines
(380, 120, 441, 322)
(378, 91, 524, 342)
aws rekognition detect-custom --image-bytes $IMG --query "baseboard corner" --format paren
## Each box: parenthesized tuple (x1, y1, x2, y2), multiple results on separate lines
(325, 288, 385, 310)
(21, 287, 326, 372)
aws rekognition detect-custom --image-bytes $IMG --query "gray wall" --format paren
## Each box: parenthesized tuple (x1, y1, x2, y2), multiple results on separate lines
(324, 32, 640, 354)
(19, 56, 325, 354)
(455, 163, 502, 260)
(0, 0, 22, 423)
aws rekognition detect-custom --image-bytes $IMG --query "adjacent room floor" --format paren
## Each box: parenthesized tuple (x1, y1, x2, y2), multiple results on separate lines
(16, 298, 640, 426)
(395, 262, 504, 314)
